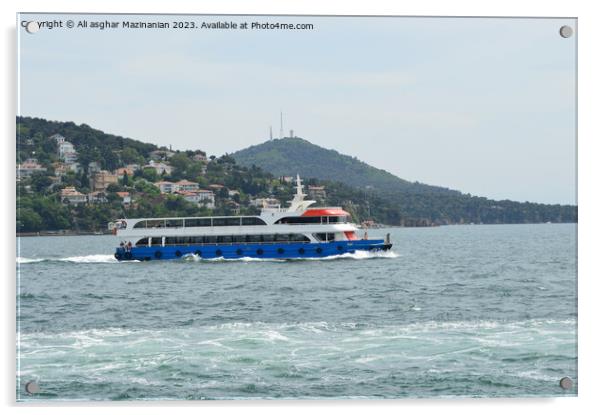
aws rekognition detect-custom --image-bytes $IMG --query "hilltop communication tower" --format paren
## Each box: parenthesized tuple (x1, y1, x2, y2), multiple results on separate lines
(280, 111, 284, 139)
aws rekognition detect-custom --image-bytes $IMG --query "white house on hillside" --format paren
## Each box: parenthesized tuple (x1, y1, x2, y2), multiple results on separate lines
(60, 186, 87, 205)
(154, 181, 177, 194)
(144, 160, 173, 176)
(58, 141, 77, 164)
(50, 133, 65, 144)
(175, 180, 199, 192)
(197, 189, 215, 209)
(17, 158, 47, 177)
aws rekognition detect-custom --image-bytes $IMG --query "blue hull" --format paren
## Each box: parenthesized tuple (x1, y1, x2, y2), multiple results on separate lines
(114, 240, 392, 261)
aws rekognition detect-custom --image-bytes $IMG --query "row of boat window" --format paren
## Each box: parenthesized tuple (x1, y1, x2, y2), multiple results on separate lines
(275, 216, 349, 224)
(133, 217, 267, 229)
(135, 233, 315, 246)
(132, 215, 349, 229)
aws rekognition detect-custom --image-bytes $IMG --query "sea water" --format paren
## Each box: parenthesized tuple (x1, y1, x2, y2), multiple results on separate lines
(16, 224, 577, 400)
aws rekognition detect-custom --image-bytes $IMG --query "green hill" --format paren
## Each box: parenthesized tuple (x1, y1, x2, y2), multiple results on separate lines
(231, 137, 459, 196)
(231, 137, 577, 225)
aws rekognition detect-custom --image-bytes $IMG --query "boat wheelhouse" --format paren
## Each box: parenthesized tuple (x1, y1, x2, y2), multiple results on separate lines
(112, 175, 392, 261)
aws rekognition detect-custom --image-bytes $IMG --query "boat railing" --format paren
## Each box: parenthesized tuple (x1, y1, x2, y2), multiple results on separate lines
(306, 206, 343, 210)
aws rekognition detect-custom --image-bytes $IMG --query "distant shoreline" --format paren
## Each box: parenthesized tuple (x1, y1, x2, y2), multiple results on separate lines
(15, 222, 577, 238)
(17, 230, 112, 237)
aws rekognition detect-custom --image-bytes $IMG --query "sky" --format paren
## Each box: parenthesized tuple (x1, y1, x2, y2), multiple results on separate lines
(18, 14, 576, 204)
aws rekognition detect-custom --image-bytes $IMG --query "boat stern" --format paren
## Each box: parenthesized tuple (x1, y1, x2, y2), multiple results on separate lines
(114, 246, 134, 261)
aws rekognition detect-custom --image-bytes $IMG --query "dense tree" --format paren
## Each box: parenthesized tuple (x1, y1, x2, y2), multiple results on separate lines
(121, 147, 144, 165)
(141, 167, 158, 183)
(29, 172, 53, 193)
(16, 208, 43, 232)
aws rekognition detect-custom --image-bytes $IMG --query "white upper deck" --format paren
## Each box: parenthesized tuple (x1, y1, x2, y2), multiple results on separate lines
(113, 175, 357, 238)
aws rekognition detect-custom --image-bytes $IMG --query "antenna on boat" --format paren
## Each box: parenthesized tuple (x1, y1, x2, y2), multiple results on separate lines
(287, 174, 314, 212)
(295, 174, 305, 198)
(287, 173, 316, 212)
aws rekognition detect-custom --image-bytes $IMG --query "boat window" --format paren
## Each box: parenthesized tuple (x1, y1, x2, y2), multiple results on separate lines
(313, 233, 335, 242)
(328, 216, 348, 223)
(274, 234, 289, 242)
(147, 219, 166, 228)
(176, 236, 190, 244)
(133, 221, 147, 229)
(247, 234, 262, 243)
(242, 217, 267, 226)
(151, 237, 163, 246)
(275, 216, 322, 224)
(135, 237, 149, 247)
(233, 235, 247, 243)
(262, 234, 275, 242)
(212, 218, 226, 226)
(164, 236, 196, 245)
(225, 218, 241, 226)
(217, 235, 233, 243)
(185, 218, 211, 227)
(291, 234, 311, 242)
(166, 219, 183, 228)
(204, 235, 217, 244)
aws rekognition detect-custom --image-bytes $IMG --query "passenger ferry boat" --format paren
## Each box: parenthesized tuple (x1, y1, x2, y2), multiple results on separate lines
(112, 175, 392, 261)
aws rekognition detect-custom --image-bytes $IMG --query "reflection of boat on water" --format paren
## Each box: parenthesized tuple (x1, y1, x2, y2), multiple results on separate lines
(112, 175, 392, 261)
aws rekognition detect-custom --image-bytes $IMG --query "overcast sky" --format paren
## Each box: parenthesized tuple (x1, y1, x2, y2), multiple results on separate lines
(19, 14, 576, 204)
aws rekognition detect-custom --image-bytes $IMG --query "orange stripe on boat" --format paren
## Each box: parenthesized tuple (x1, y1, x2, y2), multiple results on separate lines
(301, 208, 349, 217)
(344, 231, 359, 240)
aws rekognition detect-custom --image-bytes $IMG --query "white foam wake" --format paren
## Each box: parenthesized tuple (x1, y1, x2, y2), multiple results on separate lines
(308, 250, 399, 261)
(58, 254, 117, 263)
(181, 250, 399, 263)
(17, 250, 398, 265)
(16, 257, 44, 264)
(17, 254, 118, 264)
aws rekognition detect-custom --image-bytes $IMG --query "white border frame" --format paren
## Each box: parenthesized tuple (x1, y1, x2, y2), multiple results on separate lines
(3, 1, 599, 414)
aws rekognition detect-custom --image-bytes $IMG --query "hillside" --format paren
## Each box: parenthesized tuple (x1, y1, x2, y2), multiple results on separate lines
(17, 117, 159, 170)
(16, 117, 268, 232)
(16, 117, 577, 232)
(232, 137, 460, 196)
(231, 137, 577, 225)
(16, 117, 412, 232)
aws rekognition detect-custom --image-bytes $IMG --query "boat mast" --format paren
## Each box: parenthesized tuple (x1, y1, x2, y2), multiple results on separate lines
(287, 174, 309, 212)
(295, 174, 305, 199)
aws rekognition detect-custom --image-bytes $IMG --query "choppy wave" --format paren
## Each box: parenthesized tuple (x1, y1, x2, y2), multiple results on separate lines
(18, 318, 577, 400)
(16, 225, 577, 400)
(20, 318, 576, 345)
